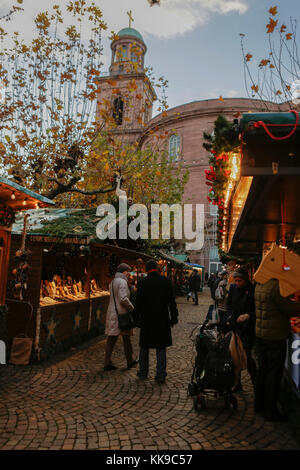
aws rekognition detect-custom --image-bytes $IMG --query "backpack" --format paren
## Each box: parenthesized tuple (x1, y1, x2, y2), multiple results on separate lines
(215, 285, 225, 300)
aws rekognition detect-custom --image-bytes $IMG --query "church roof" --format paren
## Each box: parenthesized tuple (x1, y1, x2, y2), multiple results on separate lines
(117, 27, 144, 43)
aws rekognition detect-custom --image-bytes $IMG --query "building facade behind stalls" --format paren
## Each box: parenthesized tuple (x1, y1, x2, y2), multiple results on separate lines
(97, 26, 286, 274)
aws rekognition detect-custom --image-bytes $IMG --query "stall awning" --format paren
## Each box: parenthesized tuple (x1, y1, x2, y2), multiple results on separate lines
(158, 250, 191, 268)
(239, 112, 300, 177)
(0, 176, 55, 210)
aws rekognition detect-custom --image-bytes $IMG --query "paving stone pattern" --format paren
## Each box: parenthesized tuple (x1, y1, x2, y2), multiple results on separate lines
(0, 288, 299, 450)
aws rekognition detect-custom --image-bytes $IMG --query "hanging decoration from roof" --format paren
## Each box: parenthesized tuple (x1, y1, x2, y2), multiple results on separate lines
(253, 243, 300, 297)
(0, 206, 15, 227)
(148, 0, 160, 6)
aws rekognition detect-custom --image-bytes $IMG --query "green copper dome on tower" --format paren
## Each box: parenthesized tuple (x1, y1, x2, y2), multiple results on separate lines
(117, 27, 144, 43)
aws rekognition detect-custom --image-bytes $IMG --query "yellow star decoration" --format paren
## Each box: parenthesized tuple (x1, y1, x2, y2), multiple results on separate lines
(44, 316, 59, 342)
(73, 311, 82, 330)
(95, 307, 102, 321)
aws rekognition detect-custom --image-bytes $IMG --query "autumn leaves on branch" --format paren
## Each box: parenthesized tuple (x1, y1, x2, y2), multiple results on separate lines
(241, 5, 300, 110)
(0, 0, 187, 209)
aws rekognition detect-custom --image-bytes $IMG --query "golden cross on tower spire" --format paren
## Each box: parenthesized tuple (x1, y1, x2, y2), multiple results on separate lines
(127, 10, 134, 28)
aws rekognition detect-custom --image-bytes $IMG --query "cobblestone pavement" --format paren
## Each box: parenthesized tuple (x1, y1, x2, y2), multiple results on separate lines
(0, 288, 299, 451)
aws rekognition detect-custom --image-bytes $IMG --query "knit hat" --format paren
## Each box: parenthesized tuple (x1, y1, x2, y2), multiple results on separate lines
(146, 259, 158, 271)
(232, 268, 249, 281)
(116, 263, 131, 273)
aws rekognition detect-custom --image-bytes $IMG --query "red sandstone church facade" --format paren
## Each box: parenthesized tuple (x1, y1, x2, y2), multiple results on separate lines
(97, 26, 284, 273)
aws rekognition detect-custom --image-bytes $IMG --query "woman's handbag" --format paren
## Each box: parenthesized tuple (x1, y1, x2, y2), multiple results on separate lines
(112, 281, 135, 331)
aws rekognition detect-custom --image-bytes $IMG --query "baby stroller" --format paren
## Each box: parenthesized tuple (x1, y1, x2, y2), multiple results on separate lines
(188, 318, 237, 411)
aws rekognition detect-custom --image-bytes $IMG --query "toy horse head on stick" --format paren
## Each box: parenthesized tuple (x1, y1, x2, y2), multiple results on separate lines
(254, 243, 300, 297)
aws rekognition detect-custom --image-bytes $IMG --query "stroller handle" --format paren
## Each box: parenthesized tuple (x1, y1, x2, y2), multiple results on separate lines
(200, 319, 219, 334)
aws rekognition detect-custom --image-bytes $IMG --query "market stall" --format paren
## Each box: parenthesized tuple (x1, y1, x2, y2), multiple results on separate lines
(0, 177, 54, 349)
(157, 250, 193, 295)
(5, 208, 152, 361)
(211, 112, 300, 413)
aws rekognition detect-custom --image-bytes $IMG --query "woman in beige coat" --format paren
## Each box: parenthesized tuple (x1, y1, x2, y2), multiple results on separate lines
(104, 263, 137, 371)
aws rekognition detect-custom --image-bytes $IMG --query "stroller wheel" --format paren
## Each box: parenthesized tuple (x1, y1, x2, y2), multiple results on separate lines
(188, 382, 197, 396)
(223, 393, 231, 410)
(230, 394, 238, 410)
(199, 395, 207, 410)
(193, 395, 199, 412)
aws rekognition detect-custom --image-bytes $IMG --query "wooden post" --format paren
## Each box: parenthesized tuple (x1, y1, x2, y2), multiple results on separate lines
(86, 254, 92, 331)
(0, 227, 12, 305)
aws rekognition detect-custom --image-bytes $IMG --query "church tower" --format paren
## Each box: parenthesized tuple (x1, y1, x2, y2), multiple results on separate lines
(97, 15, 157, 144)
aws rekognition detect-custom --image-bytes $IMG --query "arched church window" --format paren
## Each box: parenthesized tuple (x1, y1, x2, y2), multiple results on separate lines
(131, 46, 141, 63)
(119, 45, 128, 62)
(169, 134, 181, 161)
(113, 97, 124, 125)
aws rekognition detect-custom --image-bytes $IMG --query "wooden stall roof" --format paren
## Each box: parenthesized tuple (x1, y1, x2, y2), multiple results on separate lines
(0, 176, 55, 210)
(158, 250, 191, 269)
(24, 233, 154, 263)
(221, 112, 300, 256)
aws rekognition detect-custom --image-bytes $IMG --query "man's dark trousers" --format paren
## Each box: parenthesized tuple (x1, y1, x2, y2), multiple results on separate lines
(193, 290, 198, 305)
(255, 337, 287, 418)
(138, 348, 166, 380)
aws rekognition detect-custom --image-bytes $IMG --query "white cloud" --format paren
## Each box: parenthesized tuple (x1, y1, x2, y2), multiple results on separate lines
(100, 0, 249, 39)
(207, 88, 241, 98)
(0, 0, 249, 43)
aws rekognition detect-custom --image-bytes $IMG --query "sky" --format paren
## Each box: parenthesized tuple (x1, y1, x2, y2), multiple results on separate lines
(0, 0, 299, 115)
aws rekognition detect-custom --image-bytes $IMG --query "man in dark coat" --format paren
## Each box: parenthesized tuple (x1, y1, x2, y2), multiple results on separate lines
(190, 269, 200, 305)
(134, 259, 179, 384)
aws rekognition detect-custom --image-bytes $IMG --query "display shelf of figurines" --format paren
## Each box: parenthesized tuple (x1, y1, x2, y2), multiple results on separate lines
(5, 234, 111, 361)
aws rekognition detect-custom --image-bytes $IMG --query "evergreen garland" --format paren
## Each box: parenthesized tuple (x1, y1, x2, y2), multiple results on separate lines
(0, 206, 15, 227)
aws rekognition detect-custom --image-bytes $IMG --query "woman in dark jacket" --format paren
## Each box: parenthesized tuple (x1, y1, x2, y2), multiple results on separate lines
(224, 268, 256, 392)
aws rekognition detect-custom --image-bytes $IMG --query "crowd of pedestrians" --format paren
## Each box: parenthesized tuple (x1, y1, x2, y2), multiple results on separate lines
(207, 264, 300, 421)
(103, 259, 300, 422)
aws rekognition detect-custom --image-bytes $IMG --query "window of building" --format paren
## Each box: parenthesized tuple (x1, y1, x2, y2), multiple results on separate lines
(209, 246, 219, 261)
(169, 134, 181, 161)
(131, 46, 141, 63)
(112, 97, 124, 125)
(119, 45, 128, 62)
(209, 202, 218, 217)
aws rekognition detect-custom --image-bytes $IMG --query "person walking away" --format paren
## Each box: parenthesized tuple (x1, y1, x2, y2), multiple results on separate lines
(224, 268, 256, 392)
(104, 263, 137, 371)
(208, 273, 217, 299)
(254, 278, 300, 421)
(214, 271, 228, 322)
(186, 272, 195, 302)
(134, 260, 178, 384)
(211, 271, 222, 302)
(191, 269, 201, 305)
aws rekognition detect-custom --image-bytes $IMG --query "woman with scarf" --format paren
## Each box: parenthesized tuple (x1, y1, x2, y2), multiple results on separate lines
(103, 263, 137, 371)
(225, 268, 256, 392)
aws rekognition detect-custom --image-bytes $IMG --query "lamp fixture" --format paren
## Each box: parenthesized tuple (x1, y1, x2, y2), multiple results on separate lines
(22, 198, 28, 206)
(11, 191, 16, 200)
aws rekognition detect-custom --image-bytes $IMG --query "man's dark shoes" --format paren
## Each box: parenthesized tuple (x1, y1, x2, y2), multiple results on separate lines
(127, 360, 138, 369)
(104, 365, 118, 371)
(155, 378, 165, 384)
(137, 372, 147, 380)
(264, 411, 288, 422)
(232, 382, 243, 393)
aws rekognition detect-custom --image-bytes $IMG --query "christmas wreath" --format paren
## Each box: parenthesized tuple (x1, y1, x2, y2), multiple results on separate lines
(0, 206, 15, 227)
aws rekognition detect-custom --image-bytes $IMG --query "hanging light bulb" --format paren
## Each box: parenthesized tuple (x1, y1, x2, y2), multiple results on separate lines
(35, 202, 40, 209)
(11, 191, 16, 200)
(22, 198, 28, 206)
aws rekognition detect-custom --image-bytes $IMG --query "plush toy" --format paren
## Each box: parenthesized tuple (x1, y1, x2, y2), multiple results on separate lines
(254, 243, 300, 297)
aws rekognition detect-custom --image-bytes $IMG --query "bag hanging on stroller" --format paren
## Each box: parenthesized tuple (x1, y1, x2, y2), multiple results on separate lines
(188, 319, 237, 411)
